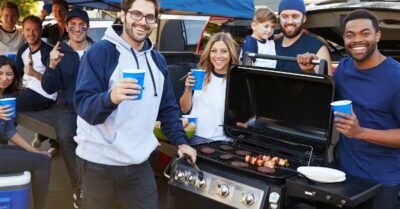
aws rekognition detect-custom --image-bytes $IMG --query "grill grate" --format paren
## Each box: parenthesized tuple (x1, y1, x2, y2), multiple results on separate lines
(193, 141, 300, 180)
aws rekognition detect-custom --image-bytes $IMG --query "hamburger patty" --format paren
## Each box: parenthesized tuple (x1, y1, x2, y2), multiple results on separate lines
(219, 144, 234, 151)
(257, 166, 276, 174)
(235, 150, 251, 156)
(219, 154, 234, 160)
(230, 161, 249, 168)
(200, 147, 215, 155)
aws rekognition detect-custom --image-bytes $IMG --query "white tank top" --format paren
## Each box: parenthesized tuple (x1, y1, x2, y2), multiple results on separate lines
(190, 72, 229, 141)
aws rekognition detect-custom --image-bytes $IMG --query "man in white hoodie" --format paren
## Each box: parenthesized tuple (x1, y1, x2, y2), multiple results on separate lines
(73, 0, 197, 208)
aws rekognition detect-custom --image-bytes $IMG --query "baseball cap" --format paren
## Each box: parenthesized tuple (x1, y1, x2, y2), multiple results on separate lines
(66, 8, 89, 23)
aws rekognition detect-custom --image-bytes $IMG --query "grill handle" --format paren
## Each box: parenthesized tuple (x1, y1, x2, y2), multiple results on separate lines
(163, 156, 182, 179)
(242, 52, 328, 76)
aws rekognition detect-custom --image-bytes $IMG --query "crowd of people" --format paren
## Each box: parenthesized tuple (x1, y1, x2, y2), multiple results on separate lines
(0, 0, 399, 209)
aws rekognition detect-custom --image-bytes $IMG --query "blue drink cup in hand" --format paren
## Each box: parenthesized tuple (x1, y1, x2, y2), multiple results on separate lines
(182, 115, 197, 124)
(330, 100, 352, 116)
(122, 69, 145, 100)
(5, 53, 16, 61)
(191, 69, 206, 90)
(0, 98, 16, 119)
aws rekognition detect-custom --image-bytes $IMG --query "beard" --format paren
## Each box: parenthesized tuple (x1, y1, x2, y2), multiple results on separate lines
(124, 20, 152, 43)
(346, 41, 377, 62)
(280, 23, 303, 39)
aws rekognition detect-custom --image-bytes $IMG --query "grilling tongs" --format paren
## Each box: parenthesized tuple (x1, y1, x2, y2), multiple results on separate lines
(185, 155, 204, 181)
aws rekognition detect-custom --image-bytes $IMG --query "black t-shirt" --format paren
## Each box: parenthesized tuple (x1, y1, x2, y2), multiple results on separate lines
(42, 23, 68, 46)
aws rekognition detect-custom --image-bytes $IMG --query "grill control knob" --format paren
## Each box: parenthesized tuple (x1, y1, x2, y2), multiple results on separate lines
(187, 174, 196, 185)
(174, 170, 185, 182)
(218, 184, 230, 197)
(197, 178, 207, 189)
(241, 193, 255, 206)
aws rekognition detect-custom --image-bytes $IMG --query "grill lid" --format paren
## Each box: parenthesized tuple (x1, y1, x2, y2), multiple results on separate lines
(224, 65, 335, 158)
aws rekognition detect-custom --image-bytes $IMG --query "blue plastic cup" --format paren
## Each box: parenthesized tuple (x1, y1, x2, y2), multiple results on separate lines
(122, 69, 145, 100)
(330, 100, 352, 116)
(182, 115, 197, 124)
(5, 53, 16, 61)
(0, 98, 16, 119)
(191, 69, 206, 90)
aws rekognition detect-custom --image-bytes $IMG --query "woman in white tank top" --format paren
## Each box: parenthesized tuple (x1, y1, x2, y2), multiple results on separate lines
(180, 32, 239, 143)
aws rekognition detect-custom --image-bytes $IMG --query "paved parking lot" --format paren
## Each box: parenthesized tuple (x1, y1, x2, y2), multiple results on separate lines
(17, 126, 170, 209)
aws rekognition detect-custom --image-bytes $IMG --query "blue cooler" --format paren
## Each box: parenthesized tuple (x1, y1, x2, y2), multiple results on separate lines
(0, 171, 31, 209)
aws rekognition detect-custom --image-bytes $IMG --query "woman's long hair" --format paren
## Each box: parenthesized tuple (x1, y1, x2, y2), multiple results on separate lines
(0, 56, 22, 95)
(198, 32, 239, 85)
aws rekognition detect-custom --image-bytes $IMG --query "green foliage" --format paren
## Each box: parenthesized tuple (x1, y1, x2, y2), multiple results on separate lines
(0, 0, 40, 18)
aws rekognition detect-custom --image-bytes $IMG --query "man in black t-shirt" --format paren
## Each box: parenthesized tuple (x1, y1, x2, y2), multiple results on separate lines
(41, 0, 68, 46)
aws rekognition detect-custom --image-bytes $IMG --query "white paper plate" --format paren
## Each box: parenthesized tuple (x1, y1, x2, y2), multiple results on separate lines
(307, 175, 346, 183)
(297, 166, 346, 180)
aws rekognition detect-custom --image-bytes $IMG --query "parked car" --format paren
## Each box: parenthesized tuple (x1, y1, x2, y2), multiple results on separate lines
(156, 1, 400, 68)
(305, 1, 400, 63)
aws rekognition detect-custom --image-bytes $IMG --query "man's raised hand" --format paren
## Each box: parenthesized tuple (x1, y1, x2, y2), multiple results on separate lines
(49, 42, 64, 69)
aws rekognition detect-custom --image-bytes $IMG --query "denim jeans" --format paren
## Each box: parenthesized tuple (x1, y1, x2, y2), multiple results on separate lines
(56, 107, 80, 191)
(77, 157, 159, 209)
(0, 145, 51, 209)
(16, 88, 58, 148)
(16, 88, 54, 112)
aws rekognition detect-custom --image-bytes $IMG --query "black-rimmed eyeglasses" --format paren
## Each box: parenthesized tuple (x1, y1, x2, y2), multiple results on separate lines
(125, 10, 157, 24)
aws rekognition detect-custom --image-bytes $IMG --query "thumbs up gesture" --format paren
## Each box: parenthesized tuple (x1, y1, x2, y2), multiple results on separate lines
(49, 42, 64, 69)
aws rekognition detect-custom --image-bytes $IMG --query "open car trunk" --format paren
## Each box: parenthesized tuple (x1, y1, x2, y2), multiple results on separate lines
(305, 1, 400, 61)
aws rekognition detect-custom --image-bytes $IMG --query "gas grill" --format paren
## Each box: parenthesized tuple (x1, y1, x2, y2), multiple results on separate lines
(164, 59, 381, 209)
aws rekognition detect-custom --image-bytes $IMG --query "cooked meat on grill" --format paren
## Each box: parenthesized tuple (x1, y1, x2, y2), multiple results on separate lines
(230, 161, 249, 168)
(235, 150, 251, 156)
(236, 122, 248, 129)
(219, 154, 234, 160)
(257, 166, 276, 174)
(200, 147, 216, 155)
(219, 144, 234, 151)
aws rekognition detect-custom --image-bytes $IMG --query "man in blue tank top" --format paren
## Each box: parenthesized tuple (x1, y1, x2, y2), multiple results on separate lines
(298, 9, 400, 209)
(275, 0, 332, 74)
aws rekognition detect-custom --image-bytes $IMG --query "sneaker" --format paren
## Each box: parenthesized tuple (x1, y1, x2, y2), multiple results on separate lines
(73, 188, 83, 209)
(31, 136, 42, 148)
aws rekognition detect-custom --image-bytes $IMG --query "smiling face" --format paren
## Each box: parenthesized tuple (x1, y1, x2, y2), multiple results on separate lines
(343, 18, 381, 63)
(121, 0, 156, 47)
(252, 20, 276, 41)
(210, 41, 231, 74)
(279, 10, 305, 38)
(1, 6, 19, 31)
(23, 20, 41, 46)
(0, 64, 14, 91)
(67, 17, 89, 44)
(52, 4, 67, 23)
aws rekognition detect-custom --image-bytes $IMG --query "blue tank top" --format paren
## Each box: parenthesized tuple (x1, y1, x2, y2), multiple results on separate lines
(275, 33, 324, 73)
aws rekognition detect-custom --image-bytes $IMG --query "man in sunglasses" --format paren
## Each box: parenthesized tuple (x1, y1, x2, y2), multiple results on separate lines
(73, 0, 197, 208)
(41, 8, 93, 209)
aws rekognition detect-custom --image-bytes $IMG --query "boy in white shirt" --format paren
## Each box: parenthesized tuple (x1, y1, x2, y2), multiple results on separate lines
(240, 8, 277, 68)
